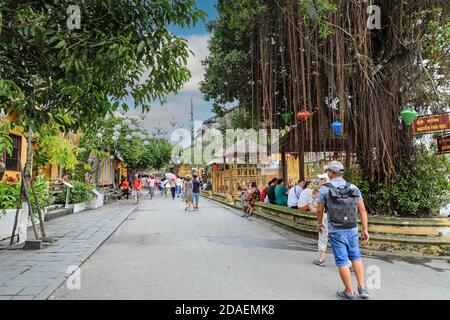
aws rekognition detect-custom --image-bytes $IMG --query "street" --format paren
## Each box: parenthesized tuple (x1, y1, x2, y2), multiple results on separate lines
(50, 194, 450, 300)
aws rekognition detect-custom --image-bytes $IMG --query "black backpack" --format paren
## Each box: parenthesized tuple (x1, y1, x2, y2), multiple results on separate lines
(324, 182, 360, 229)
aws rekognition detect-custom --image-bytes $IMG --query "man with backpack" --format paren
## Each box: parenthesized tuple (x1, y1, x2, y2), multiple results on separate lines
(316, 161, 370, 300)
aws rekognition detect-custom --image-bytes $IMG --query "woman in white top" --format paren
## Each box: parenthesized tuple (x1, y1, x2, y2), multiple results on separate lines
(297, 181, 314, 211)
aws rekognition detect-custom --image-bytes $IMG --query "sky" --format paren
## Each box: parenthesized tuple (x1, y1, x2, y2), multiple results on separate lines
(125, 0, 218, 142)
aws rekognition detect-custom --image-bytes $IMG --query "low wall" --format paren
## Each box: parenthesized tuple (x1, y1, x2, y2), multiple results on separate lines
(203, 192, 450, 257)
(0, 205, 29, 242)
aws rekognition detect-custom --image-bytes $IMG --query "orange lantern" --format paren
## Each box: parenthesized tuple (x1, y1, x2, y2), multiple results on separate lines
(297, 110, 312, 121)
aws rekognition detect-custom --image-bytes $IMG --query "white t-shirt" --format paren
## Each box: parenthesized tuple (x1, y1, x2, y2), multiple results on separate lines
(287, 185, 303, 207)
(297, 188, 314, 208)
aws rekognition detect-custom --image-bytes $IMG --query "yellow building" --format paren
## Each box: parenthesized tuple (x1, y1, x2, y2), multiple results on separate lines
(1, 114, 28, 183)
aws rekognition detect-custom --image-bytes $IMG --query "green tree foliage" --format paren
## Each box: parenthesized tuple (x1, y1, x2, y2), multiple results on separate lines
(79, 115, 173, 172)
(200, 0, 266, 116)
(33, 122, 83, 173)
(0, 0, 205, 130)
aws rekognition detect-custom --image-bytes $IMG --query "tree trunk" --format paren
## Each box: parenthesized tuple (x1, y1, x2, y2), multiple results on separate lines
(9, 178, 24, 246)
(24, 126, 46, 240)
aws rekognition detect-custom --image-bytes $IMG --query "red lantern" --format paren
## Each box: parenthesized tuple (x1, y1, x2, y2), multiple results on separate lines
(297, 110, 312, 121)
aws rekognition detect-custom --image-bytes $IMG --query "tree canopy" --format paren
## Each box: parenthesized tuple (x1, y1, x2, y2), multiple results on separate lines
(0, 0, 205, 130)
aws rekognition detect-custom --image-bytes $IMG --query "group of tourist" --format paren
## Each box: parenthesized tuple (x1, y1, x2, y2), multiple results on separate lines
(240, 161, 370, 300)
(119, 173, 211, 212)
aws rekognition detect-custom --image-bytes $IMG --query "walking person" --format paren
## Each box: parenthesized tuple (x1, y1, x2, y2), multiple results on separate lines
(316, 161, 370, 300)
(131, 174, 143, 205)
(176, 176, 182, 198)
(192, 175, 201, 211)
(169, 177, 177, 200)
(183, 175, 194, 212)
(159, 177, 165, 197)
(148, 175, 156, 200)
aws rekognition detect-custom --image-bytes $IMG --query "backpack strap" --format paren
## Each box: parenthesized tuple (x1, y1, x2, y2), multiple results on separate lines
(323, 182, 335, 189)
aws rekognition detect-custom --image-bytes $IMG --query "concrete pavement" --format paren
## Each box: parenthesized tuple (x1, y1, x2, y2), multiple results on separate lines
(49, 194, 450, 300)
(0, 201, 137, 300)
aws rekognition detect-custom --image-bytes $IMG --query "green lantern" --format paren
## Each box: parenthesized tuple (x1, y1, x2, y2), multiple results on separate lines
(281, 112, 291, 124)
(400, 108, 417, 126)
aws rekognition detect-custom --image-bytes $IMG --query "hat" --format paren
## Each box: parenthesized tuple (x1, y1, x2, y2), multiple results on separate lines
(317, 173, 328, 180)
(327, 161, 345, 174)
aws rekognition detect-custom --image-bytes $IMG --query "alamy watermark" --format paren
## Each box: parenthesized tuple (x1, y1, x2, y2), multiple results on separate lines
(66, 265, 81, 290)
(170, 125, 280, 167)
(366, 264, 381, 290)
(66, 5, 81, 30)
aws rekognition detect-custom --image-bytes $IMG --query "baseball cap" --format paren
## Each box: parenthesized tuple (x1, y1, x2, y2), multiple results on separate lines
(327, 161, 345, 174)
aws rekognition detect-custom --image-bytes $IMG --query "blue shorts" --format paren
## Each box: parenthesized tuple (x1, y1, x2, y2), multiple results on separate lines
(329, 230, 361, 267)
(193, 193, 200, 204)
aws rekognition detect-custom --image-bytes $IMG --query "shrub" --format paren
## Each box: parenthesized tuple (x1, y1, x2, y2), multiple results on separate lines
(55, 180, 93, 205)
(344, 147, 450, 216)
(0, 179, 20, 215)
(28, 175, 53, 213)
(390, 147, 449, 216)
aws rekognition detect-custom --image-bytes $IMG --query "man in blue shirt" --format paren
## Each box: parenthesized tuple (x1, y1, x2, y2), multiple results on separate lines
(316, 161, 370, 300)
(192, 175, 201, 211)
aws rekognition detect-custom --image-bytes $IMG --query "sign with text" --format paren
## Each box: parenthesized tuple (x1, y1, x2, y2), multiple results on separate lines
(437, 135, 450, 154)
(413, 114, 450, 135)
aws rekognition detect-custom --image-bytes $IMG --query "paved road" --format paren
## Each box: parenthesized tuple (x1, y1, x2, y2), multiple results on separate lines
(51, 194, 450, 300)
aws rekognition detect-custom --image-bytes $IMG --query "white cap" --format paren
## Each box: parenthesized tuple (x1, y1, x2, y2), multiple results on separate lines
(318, 173, 330, 182)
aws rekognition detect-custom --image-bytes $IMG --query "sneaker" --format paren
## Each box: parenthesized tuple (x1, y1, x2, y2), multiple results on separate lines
(336, 290, 357, 300)
(357, 287, 370, 299)
(313, 259, 325, 267)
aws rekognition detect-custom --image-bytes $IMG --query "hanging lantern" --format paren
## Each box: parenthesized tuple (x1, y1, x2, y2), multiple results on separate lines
(400, 108, 417, 126)
(281, 112, 291, 124)
(331, 120, 344, 137)
(109, 155, 115, 160)
(297, 110, 312, 121)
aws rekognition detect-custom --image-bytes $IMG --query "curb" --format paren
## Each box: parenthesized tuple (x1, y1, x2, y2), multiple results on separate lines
(204, 195, 450, 262)
(33, 203, 139, 300)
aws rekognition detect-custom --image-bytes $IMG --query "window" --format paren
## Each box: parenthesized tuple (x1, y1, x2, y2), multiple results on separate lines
(5, 134, 22, 171)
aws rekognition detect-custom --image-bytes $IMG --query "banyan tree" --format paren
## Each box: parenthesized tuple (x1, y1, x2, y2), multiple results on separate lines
(201, 0, 449, 191)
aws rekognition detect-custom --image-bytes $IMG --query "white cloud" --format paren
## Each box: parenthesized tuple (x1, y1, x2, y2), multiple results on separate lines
(125, 33, 213, 138)
(182, 34, 210, 92)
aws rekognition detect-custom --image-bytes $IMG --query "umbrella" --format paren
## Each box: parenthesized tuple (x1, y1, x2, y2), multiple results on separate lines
(166, 173, 177, 180)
